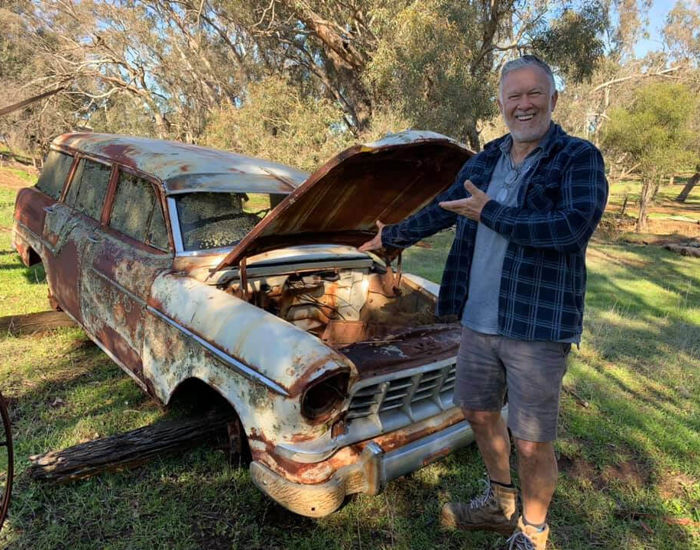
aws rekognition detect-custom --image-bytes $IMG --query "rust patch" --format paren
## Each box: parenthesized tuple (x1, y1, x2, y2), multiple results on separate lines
(249, 429, 360, 484)
(48, 239, 82, 321)
(99, 144, 139, 169)
(286, 353, 354, 398)
(94, 325, 143, 378)
(14, 239, 30, 266)
(342, 323, 461, 379)
(371, 408, 464, 453)
(14, 187, 52, 235)
(422, 447, 452, 467)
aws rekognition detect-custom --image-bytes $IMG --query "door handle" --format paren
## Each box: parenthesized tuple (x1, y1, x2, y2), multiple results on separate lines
(43, 206, 55, 214)
(87, 234, 103, 243)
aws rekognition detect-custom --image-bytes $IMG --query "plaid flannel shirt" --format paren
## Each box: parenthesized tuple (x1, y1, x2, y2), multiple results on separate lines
(382, 124, 608, 342)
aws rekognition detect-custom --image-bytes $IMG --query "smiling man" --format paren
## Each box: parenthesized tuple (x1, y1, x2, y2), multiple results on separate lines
(359, 56, 608, 549)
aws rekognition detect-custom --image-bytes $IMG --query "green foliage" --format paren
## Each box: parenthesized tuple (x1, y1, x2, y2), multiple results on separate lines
(366, 1, 496, 145)
(663, 0, 700, 63)
(602, 81, 698, 177)
(86, 95, 160, 138)
(531, 1, 608, 82)
(202, 78, 354, 172)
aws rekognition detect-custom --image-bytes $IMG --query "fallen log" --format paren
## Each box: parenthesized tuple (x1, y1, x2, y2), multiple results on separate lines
(0, 310, 76, 335)
(663, 244, 700, 258)
(29, 410, 237, 483)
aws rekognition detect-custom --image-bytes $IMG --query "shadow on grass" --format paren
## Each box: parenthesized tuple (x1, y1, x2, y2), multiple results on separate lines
(0, 250, 47, 286)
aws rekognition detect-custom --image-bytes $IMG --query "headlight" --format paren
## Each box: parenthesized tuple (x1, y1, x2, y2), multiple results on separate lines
(301, 371, 349, 422)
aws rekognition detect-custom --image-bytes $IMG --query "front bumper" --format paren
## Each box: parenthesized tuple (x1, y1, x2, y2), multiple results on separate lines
(250, 419, 475, 517)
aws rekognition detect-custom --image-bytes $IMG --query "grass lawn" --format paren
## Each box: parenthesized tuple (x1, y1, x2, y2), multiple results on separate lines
(0, 170, 698, 549)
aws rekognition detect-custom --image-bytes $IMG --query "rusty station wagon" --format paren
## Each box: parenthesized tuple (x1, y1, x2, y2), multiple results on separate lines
(12, 131, 478, 517)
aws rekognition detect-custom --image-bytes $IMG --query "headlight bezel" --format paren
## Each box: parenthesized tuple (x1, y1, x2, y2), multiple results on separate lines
(300, 370, 350, 423)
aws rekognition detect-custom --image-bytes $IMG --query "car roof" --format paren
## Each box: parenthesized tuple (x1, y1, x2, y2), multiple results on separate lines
(52, 133, 309, 195)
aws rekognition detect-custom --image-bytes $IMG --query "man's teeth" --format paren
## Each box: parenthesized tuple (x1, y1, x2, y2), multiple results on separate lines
(516, 114, 534, 121)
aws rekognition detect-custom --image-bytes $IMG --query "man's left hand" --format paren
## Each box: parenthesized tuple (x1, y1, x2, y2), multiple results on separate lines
(439, 180, 490, 221)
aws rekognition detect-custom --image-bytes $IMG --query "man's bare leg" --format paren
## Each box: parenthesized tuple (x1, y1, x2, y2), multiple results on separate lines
(462, 409, 512, 484)
(441, 408, 518, 534)
(515, 439, 557, 525)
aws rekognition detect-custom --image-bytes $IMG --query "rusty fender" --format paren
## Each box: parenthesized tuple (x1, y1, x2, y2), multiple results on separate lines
(143, 272, 356, 447)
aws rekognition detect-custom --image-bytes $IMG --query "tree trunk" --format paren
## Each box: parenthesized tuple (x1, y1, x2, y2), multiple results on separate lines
(676, 171, 699, 202)
(28, 410, 238, 483)
(0, 311, 75, 335)
(635, 177, 656, 232)
(620, 193, 629, 216)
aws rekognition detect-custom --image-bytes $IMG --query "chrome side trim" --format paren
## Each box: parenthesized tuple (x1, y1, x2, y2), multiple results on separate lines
(146, 305, 290, 397)
(380, 420, 474, 483)
(166, 197, 184, 254)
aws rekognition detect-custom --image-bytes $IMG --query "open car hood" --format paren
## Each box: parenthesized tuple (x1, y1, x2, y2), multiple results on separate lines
(213, 131, 473, 271)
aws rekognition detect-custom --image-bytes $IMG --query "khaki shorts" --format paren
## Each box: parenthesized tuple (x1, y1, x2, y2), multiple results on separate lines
(454, 326, 571, 442)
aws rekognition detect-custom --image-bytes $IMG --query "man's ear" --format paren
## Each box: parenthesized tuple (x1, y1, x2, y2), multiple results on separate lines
(551, 90, 559, 111)
(496, 96, 504, 115)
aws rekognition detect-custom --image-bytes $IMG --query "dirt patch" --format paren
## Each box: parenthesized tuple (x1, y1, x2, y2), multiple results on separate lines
(0, 162, 38, 190)
(600, 459, 651, 489)
(558, 453, 598, 486)
(559, 452, 652, 491)
(607, 196, 700, 238)
(648, 220, 700, 237)
(658, 472, 698, 501)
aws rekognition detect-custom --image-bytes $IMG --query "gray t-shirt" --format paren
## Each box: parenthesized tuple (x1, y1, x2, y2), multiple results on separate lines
(461, 138, 542, 334)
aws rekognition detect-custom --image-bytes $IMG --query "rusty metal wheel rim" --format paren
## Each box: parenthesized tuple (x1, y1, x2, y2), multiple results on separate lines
(0, 391, 13, 532)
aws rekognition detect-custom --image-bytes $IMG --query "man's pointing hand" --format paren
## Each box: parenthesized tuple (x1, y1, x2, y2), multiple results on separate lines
(439, 180, 490, 221)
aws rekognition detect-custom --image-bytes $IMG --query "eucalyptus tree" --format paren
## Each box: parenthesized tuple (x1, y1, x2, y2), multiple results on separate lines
(4, 0, 611, 159)
(602, 82, 698, 231)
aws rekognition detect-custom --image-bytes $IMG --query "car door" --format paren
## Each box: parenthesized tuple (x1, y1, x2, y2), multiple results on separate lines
(42, 156, 113, 321)
(80, 168, 173, 385)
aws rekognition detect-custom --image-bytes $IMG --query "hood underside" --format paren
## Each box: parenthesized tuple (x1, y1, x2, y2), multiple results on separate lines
(214, 131, 473, 271)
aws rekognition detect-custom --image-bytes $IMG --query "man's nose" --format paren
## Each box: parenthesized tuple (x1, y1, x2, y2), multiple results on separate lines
(516, 96, 534, 110)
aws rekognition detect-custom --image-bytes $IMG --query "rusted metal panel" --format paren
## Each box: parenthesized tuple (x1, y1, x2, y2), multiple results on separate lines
(214, 131, 474, 270)
(342, 324, 461, 378)
(148, 273, 357, 397)
(13, 188, 53, 237)
(52, 133, 308, 195)
(40, 205, 94, 324)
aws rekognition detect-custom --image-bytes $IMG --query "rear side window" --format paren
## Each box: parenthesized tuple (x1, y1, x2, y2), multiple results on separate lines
(110, 172, 169, 251)
(36, 151, 73, 200)
(65, 159, 112, 220)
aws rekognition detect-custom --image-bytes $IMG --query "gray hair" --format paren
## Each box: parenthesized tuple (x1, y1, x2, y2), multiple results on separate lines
(499, 55, 556, 97)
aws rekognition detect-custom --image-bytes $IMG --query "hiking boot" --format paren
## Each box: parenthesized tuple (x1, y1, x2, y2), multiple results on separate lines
(441, 480, 518, 535)
(503, 516, 550, 550)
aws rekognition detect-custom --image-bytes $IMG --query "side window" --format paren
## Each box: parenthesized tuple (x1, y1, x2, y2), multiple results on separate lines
(110, 172, 169, 250)
(64, 159, 111, 220)
(36, 151, 73, 200)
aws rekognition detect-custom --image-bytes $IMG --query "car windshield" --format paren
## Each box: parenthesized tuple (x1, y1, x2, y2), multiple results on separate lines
(175, 192, 283, 251)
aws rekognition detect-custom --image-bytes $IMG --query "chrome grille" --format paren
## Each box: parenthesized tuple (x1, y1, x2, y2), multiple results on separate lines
(346, 361, 457, 424)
